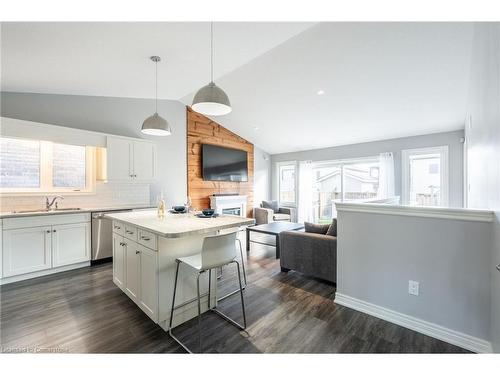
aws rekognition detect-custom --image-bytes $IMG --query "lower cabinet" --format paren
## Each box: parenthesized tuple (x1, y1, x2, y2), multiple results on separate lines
(112, 233, 125, 288)
(113, 231, 158, 322)
(1, 214, 91, 282)
(125, 240, 140, 301)
(2, 226, 52, 277)
(52, 222, 91, 267)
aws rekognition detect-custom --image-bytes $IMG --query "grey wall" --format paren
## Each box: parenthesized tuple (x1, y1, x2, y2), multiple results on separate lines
(337, 210, 492, 347)
(1, 92, 187, 206)
(465, 23, 500, 352)
(271, 130, 465, 208)
(253, 147, 272, 207)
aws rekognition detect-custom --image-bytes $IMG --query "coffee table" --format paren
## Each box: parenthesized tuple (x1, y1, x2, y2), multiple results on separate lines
(246, 222, 304, 259)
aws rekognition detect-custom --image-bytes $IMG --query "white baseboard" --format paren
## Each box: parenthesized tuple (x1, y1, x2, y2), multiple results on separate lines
(334, 293, 493, 353)
(0, 262, 90, 285)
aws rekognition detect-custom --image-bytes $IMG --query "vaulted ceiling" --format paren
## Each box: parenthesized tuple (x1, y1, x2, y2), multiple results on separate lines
(1, 22, 474, 154)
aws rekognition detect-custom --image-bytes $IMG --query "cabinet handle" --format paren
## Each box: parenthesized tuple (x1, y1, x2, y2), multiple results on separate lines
(53, 230, 57, 233)
(46, 230, 51, 233)
(114, 226, 121, 230)
(141, 236, 150, 241)
(126, 230, 134, 234)
(135, 250, 141, 254)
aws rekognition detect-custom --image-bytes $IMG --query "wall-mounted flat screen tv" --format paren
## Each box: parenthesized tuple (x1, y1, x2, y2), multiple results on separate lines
(202, 144, 248, 182)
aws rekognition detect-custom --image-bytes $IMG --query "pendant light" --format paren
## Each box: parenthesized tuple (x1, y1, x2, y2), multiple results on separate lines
(192, 22, 232, 116)
(141, 56, 172, 136)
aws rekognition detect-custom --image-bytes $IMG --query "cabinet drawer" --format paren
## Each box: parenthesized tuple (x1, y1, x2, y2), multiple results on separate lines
(138, 229, 157, 250)
(124, 225, 137, 241)
(112, 221, 125, 236)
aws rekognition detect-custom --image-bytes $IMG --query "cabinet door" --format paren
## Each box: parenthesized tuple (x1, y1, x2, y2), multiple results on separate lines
(3, 226, 52, 277)
(112, 233, 125, 289)
(132, 141, 155, 181)
(52, 222, 91, 267)
(125, 240, 140, 301)
(139, 245, 158, 321)
(107, 136, 133, 181)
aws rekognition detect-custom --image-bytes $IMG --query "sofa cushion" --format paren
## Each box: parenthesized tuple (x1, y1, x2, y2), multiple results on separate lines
(273, 213, 291, 221)
(304, 222, 330, 234)
(262, 200, 279, 213)
(326, 218, 337, 237)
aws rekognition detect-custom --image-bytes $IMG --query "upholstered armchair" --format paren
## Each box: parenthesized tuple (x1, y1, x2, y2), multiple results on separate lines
(254, 200, 295, 225)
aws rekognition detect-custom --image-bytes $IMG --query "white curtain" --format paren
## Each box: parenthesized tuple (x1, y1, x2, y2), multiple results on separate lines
(377, 152, 395, 199)
(298, 161, 314, 223)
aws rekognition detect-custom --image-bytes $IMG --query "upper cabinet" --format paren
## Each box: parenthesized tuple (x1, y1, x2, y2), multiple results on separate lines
(107, 136, 156, 182)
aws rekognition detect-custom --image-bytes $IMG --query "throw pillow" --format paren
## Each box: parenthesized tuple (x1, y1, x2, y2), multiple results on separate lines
(326, 218, 337, 237)
(304, 222, 330, 235)
(262, 200, 279, 213)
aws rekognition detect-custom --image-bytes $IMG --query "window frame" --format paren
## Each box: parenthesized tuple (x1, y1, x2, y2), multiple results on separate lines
(401, 145, 449, 207)
(276, 161, 298, 207)
(0, 137, 96, 196)
(312, 156, 381, 202)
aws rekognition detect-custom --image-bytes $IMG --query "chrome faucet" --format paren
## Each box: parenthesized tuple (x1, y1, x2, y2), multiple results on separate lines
(46, 196, 64, 211)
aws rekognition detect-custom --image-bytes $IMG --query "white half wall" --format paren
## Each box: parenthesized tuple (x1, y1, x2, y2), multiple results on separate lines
(335, 203, 494, 352)
(465, 23, 500, 352)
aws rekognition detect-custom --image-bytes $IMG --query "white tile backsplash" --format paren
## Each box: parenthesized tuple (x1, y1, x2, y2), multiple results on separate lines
(0, 182, 151, 212)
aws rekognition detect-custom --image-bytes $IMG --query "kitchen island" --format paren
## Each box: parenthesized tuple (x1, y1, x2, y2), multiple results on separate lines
(105, 209, 254, 330)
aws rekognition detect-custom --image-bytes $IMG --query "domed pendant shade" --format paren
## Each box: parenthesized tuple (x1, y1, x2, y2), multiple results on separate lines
(141, 56, 172, 136)
(192, 22, 232, 116)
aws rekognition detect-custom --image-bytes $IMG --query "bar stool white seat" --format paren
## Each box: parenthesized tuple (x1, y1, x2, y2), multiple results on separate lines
(168, 231, 247, 353)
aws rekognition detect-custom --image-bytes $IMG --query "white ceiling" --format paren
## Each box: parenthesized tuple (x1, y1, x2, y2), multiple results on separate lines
(2, 22, 474, 154)
(182, 22, 474, 154)
(0, 22, 314, 99)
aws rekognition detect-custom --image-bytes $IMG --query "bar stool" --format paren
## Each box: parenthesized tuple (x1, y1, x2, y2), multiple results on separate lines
(168, 231, 247, 353)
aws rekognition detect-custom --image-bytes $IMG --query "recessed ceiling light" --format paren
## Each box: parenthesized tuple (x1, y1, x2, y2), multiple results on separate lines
(253, 126, 260, 131)
(317, 90, 325, 96)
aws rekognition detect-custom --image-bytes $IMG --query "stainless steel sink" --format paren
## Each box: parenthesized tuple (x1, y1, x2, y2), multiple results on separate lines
(12, 208, 82, 214)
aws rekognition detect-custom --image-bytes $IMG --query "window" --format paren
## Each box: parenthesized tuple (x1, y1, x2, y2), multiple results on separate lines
(312, 157, 380, 223)
(0, 137, 95, 194)
(402, 146, 449, 207)
(278, 162, 297, 206)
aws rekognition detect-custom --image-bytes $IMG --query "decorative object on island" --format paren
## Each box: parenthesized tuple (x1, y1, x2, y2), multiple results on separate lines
(157, 192, 166, 218)
(141, 56, 172, 136)
(191, 22, 232, 116)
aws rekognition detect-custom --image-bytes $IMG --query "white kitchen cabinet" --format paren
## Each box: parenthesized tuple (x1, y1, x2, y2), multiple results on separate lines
(52, 222, 91, 267)
(112, 232, 125, 289)
(125, 239, 140, 301)
(106, 136, 133, 181)
(138, 244, 158, 321)
(2, 226, 52, 277)
(107, 136, 156, 182)
(132, 140, 155, 181)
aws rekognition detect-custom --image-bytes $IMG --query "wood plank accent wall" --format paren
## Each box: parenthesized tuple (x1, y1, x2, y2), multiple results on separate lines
(187, 107, 254, 218)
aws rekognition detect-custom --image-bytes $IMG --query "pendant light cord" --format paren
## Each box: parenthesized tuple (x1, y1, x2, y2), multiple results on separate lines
(210, 22, 214, 83)
(155, 58, 158, 113)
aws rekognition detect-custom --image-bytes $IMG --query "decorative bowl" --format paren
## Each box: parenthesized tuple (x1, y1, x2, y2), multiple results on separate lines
(172, 205, 186, 212)
(201, 208, 215, 216)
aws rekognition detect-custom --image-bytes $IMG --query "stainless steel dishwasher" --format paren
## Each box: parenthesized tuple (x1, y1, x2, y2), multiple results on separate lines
(91, 209, 133, 265)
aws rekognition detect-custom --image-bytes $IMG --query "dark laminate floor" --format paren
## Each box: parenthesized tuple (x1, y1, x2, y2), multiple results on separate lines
(0, 234, 469, 354)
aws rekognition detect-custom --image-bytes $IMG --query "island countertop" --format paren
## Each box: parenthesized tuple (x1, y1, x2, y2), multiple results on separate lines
(105, 209, 255, 238)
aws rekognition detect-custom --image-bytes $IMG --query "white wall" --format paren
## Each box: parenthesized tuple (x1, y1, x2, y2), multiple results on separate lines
(336, 205, 493, 352)
(465, 23, 500, 352)
(253, 146, 271, 207)
(271, 130, 465, 208)
(1, 92, 187, 207)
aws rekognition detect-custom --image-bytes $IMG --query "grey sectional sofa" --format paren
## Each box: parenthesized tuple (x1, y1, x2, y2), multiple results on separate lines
(279, 228, 337, 283)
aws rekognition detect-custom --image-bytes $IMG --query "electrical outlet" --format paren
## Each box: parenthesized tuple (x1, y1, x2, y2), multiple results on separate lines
(408, 280, 419, 296)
